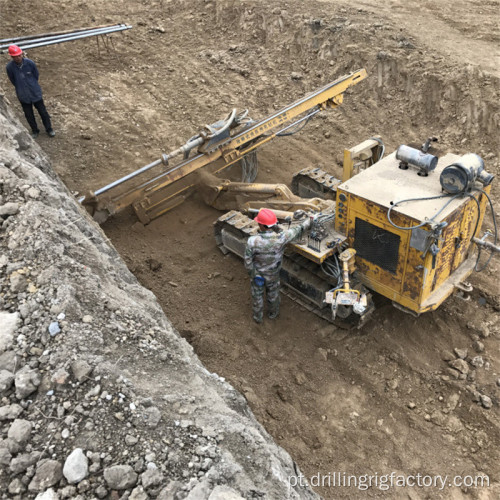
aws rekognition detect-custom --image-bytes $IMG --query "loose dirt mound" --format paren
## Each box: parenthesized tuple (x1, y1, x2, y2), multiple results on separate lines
(1, 0, 499, 498)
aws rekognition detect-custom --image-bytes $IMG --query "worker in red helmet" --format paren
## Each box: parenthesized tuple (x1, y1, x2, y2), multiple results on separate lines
(244, 208, 311, 323)
(5, 44, 55, 138)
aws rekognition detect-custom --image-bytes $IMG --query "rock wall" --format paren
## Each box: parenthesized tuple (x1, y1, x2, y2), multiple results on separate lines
(0, 92, 317, 499)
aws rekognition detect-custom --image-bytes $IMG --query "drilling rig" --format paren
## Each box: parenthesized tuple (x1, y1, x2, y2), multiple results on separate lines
(79, 69, 498, 327)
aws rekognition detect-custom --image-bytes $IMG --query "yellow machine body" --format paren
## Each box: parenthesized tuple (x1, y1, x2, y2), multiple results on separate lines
(335, 152, 490, 314)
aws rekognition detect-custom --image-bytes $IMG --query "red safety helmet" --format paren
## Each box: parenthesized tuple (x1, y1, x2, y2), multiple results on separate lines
(254, 208, 277, 227)
(8, 45, 23, 57)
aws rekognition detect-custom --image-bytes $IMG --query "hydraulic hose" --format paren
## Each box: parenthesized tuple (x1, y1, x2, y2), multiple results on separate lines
(387, 193, 461, 230)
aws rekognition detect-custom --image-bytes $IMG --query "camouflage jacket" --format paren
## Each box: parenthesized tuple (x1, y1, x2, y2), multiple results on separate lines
(244, 222, 306, 275)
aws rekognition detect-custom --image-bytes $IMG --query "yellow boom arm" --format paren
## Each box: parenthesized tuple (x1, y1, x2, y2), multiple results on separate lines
(81, 69, 367, 224)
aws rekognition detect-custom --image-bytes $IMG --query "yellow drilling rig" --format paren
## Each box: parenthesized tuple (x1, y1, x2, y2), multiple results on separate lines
(80, 69, 498, 327)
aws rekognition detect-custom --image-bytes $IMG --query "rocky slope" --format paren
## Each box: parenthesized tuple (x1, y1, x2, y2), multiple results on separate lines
(0, 93, 316, 499)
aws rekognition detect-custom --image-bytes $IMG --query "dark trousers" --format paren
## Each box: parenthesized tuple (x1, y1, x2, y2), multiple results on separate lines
(21, 99, 52, 133)
(250, 271, 281, 322)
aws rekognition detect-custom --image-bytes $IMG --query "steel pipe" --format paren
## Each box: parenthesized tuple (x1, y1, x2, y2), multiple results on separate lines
(94, 158, 163, 197)
(0, 25, 132, 53)
(472, 237, 500, 253)
(396, 145, 438, 174)
(0, 24, 119, 43)
(0, 25, 131, 51)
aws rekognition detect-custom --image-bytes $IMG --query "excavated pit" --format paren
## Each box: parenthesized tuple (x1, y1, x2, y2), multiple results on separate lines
(2, 0, 499, 498)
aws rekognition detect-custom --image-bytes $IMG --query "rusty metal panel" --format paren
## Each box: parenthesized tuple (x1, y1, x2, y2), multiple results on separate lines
(451, 197, 477, 271)
(458, 205, 476, 265)
(451, 188, 491, 271)
(339, 180, 492, 314)
(431, 208, 462, 292)
(401, 245, 425, 302)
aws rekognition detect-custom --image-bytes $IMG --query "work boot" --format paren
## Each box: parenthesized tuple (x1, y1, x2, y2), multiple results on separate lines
(253, 314, 263, 324)
(47, 129, 55, 137)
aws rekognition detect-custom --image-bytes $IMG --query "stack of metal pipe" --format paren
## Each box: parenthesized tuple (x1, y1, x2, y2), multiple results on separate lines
(0, 23, 132, 53)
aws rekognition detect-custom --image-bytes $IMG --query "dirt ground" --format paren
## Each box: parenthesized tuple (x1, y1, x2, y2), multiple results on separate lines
(1, 0, 499, 498)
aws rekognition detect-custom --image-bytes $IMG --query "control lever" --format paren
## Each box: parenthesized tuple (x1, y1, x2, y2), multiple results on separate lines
(421, 222, 447, 269)
(429, 242, 440, 269)
(422, 238, 440, 269)
(473, 231, 500, 253)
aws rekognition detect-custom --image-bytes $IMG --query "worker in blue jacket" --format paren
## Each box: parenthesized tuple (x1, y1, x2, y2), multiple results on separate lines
(6, 45, 55, 138)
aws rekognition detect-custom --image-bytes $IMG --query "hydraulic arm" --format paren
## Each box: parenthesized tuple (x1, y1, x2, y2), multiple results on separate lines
(80, 69, 367, 224)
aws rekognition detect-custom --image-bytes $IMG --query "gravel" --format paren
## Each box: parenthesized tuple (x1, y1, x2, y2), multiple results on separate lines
(0, 93, 316, 499)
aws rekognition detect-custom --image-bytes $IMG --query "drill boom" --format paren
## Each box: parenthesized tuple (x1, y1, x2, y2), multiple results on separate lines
(81, 69, 367, 224)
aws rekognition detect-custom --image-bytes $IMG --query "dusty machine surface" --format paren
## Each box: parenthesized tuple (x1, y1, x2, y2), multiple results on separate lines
(335, 151, 495, 314)
(214, 145, 498, 327)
